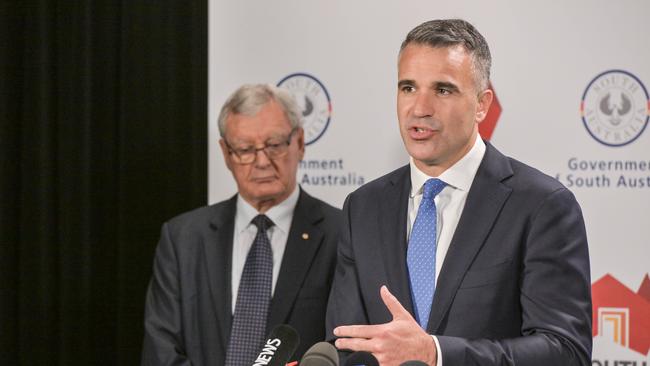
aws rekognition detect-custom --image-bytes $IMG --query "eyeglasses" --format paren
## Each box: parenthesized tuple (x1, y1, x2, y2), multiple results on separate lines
(224, 128, 297, 165)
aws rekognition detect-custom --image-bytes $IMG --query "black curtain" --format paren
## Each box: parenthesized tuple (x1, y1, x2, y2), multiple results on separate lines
(1, 1, 207, 364)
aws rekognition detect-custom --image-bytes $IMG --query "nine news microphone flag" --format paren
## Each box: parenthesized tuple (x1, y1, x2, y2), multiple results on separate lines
(252, 324, 300, 366)
(299, 341, 339, 366)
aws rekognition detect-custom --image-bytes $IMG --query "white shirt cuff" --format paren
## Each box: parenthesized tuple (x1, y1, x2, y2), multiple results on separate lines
(431, 335, 443, 366)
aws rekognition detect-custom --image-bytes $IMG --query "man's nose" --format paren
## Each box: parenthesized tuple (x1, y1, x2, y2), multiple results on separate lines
(412, 91, 434, 118)
(253, 148, 272, 167)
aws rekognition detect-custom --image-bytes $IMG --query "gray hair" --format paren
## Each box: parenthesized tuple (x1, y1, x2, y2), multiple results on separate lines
(217, 84, 302, 137)
(400, 19, 491, 92)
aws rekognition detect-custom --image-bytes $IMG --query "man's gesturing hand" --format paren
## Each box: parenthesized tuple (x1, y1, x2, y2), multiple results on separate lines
(333, 286, 437, 366)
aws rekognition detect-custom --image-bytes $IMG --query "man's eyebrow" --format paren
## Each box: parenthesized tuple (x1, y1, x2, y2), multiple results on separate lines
(265, 134, 287, 142)
(397, 79, 415, 88)
(433, 81, 459, 92)
(227, 140, 252, 148)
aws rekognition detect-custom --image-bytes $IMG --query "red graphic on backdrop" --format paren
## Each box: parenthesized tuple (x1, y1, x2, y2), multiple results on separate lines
(592, 274, 650, 355)
(478, 83, 502, 141)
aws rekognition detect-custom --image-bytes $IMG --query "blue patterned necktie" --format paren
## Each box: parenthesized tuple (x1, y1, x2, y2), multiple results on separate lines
(225, 214, 274, 366)
(407, 178, 446, 330)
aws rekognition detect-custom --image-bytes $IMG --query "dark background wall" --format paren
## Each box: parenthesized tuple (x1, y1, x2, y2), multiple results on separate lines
(0, 1, 207, 364)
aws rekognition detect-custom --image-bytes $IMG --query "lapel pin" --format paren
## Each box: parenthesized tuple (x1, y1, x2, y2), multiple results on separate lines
(302, 233, 309, 240)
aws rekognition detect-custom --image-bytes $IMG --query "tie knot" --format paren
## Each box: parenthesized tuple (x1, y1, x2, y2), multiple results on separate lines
(423, 178, 446, 200)
(252, 214, 274, 232)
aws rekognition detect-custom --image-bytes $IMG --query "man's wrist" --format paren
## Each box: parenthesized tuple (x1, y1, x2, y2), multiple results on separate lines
(427, 334, 438, 365)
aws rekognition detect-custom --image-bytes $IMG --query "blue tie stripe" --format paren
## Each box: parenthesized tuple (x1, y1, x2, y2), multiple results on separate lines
(407, 178, 446, 330)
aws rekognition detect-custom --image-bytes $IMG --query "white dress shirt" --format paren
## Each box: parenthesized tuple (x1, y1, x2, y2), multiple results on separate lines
(407, 136, 486, 366)
(231, 186, 300, 313)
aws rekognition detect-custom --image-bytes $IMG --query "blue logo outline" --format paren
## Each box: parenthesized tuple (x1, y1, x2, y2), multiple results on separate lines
(581, 69, 649, 147)
(277, 72, 332, 146)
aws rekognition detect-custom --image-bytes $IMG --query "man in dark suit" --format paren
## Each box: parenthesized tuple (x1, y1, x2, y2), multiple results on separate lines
(142, 84, 341, 365)
(326, 19, 592, 365)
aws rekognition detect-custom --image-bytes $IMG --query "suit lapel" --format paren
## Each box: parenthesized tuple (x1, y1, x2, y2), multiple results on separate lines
(267, 189, 325, 330)
(378, 166, 415, 315)
(204, 196, 237, 349)
(427, 143, 513, 333)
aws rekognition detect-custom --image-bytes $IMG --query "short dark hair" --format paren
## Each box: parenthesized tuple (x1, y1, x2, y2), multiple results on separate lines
(400, 19, 491, 91)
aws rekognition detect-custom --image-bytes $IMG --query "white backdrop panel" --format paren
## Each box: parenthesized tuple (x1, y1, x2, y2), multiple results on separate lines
(209, 1, 650, 362)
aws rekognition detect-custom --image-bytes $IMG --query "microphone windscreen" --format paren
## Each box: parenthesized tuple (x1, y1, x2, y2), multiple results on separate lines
(400, 361, 428, 366)
(252, 324, 300, 366)
(300, 341, 339, 366)
(344, 351, 379, 366)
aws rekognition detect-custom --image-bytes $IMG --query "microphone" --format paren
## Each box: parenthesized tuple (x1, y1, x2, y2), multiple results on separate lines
(300, 341, 339, 366)
(400, 361, 427, 366)
(344, 351, 378, 366)
(252, 324, 300, 366)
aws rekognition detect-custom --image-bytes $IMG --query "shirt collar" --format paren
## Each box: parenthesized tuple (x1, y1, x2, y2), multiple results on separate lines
(409, 136, 486, 197)
(235, 185, 300, 235)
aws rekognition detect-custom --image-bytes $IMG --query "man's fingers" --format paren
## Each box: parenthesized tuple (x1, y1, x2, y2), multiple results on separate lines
(334, 324, 381, 339)
(334, 336, 375, 353)
(380, 285, 413, 320)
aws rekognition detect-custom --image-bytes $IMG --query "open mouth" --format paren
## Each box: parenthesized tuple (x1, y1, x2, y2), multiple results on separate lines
(409, 126, 436, 140)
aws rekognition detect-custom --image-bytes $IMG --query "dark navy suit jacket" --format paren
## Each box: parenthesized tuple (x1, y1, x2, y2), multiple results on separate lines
(326, 143, 592, 365)
(142, 188, 341, 365)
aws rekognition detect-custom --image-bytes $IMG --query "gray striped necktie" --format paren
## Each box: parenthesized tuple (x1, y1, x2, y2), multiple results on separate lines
(225, 214, 274, 366)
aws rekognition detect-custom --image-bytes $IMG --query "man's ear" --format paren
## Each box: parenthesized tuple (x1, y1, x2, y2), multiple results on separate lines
(295, 128, 305, 161)
(219, 139, 234, 171)
(475, 88, 494, 123)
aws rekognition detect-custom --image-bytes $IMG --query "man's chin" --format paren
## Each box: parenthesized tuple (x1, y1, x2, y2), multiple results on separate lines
(250, 186, 285, 201)
(407, 147, 439, 164)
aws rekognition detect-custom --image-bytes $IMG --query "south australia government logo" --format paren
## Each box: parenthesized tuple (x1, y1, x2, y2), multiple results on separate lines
(278, 73, 332, 145)
(580, 70, 650, 147)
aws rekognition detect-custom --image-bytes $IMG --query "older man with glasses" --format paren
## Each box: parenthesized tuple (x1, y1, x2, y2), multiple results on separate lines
(141, 84, 342, 366)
